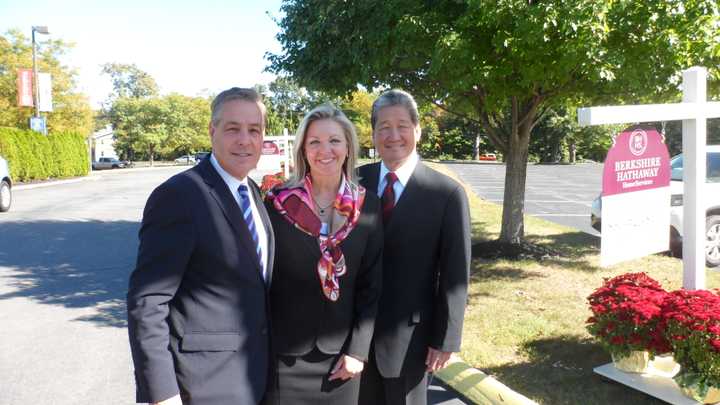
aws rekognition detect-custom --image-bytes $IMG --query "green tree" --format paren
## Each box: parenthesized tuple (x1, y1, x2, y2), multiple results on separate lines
(436, 111, 486, 159)
(108, 94, 211, 163)
(0, 29, 93, 135)
(340, 89, 374, 150)
(101, 62, 159, 100)
(254, 83, 286, 136)
(268, 0, 720, 244)
(107, 97, 168, 164)
(102, 62, 211, 161)
(265, 76, 340, 134)
(529, 106, 617, 163)
(159, 93, 211, 156)
(418, 119, 442, 159)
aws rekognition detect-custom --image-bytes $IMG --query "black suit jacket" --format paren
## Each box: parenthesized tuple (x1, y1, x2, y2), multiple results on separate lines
(127, 158, 275, 405)
(265, 192, 383, 361)
(359, 161, 470, 378)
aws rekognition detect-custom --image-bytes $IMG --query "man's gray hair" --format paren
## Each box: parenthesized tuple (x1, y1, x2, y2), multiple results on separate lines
(371, 89, 420, 130)
(210, 87, 267, 127)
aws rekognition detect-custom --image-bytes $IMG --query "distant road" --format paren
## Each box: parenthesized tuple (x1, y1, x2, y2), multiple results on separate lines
(444, 162, 603, 235)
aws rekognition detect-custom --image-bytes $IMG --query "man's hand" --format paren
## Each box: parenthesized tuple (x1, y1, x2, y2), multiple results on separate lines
(329, 354, 365, 381)
(153, 394, 182, 405)
(425, 347, 452, 372)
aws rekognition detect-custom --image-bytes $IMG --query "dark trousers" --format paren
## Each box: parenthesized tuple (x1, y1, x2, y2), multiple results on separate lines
(359, 353, 428, 405)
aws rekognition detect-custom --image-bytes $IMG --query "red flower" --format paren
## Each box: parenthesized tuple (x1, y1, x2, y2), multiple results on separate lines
(587, 272, 670, 357)
(660, 288, 720, 385)
(261, 172, 286, 194)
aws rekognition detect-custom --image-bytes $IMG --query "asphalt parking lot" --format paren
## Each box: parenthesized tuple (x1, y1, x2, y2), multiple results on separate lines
(444, 162, 604, 235)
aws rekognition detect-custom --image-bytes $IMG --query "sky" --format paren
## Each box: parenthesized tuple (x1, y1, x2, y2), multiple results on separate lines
(0, 0, 284, 108)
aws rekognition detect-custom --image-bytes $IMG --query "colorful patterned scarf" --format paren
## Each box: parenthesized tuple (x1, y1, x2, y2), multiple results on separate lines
(266, 175, 365, 301)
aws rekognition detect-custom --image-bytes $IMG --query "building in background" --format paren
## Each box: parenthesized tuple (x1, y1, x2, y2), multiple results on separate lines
(91, 125, 117, 161)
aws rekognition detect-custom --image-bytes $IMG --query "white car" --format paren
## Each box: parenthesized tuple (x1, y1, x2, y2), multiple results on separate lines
(174, 155, 197, 164)
(591, 145, 720, 267)
(0, 155, 11, 212)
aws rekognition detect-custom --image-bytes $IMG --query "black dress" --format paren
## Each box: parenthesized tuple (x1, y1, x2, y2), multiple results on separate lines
(263, 193, 383, 405)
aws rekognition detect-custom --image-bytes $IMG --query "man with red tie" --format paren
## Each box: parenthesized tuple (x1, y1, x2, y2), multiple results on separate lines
(358, 89, 471, 405)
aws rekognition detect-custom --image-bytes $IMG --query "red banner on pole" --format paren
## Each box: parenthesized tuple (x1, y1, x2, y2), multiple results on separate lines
(17, 69, 33, 107)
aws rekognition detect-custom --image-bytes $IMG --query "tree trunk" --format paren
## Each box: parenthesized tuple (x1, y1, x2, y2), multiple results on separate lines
(476, 94, 542, 245)
(474, 134, 480, 160)
(149, 146, 154, 167)
(499, 122, 532, 244)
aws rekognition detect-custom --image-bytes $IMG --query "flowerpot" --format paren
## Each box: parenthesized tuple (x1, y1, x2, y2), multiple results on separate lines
(675, 371, 720, 404)
(680, 385, 720, 404)
(611, 351, 650, 373)
(648, 353, 681, 378)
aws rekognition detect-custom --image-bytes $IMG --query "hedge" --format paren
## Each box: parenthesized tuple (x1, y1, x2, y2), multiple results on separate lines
(0, 127, 90, 182)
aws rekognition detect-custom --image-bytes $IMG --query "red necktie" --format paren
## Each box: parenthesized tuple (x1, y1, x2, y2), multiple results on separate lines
(381, 172, 398, 224)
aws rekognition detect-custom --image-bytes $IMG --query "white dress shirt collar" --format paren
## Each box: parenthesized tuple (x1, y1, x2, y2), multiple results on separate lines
(379, 151, 419, 187)
(210, 154, 249, 197)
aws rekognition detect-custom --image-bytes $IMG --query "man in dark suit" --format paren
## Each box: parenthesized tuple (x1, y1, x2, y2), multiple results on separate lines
(358, 89, 471, 405)
(127, 88, 274, 405)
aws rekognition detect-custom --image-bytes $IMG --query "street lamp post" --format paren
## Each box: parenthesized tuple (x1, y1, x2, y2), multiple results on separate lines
(31, 25, 49, 119)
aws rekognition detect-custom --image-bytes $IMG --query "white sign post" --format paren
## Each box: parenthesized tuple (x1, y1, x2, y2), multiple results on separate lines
(579, 67, 720, 290)
(255, 129, 294, 179)
(282, 127, 292, 178)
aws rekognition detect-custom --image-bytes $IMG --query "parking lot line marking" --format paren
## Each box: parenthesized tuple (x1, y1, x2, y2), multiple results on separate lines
(528, 200, 592, 204)
(532, 214, 588, 217)
(486, 199, 591, 204)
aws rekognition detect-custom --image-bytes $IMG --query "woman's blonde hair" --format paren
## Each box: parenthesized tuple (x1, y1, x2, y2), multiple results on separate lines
(286, 104, 359, 187)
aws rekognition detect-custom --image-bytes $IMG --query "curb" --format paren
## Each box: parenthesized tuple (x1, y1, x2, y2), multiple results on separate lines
(435, 356, 538, 405)
(14, 165, 188, 191)
(14, 175, 100, 191)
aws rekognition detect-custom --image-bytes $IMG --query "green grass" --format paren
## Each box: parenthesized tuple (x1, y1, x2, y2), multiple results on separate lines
(431, 162, 720, 405)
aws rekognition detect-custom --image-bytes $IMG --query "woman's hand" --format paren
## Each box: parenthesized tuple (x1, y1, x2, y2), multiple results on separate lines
(328, 354, 364, 381)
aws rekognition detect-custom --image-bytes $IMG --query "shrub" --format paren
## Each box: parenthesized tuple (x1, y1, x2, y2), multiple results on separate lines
(0, 127, 89, 181)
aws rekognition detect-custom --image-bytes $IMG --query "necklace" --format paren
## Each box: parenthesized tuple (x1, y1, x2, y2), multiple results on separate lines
(312, 195, 334, 215)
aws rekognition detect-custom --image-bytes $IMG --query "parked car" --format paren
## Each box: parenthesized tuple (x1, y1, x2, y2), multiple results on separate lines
(92, 157, 127, 170)
(195, 151, 210, 164)
(479, 153, 498, 161)
(0, 155, 12, 212)
(591, 145, 720, 267)
(174, 154, 197, 164)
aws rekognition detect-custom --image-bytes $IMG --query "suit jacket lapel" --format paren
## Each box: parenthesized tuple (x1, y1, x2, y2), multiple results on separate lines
(385, 162, 424, 235)
(198, 160, 263, 273)
(360, 162, 380, 196)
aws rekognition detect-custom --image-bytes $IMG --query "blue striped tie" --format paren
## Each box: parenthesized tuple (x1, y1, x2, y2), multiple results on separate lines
(238, 185, 263, 267)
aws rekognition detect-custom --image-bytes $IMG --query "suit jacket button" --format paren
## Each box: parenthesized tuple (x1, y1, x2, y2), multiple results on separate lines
(261, 328, 268, 335)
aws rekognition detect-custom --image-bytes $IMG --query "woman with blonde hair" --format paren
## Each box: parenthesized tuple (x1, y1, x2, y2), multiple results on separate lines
(263, 104, 383, 404)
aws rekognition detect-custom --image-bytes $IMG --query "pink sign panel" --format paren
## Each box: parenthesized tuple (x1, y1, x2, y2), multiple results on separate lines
(262, 141, 280, 155)
(17, 69, 33, 107)
(602, 126, 670, 197)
